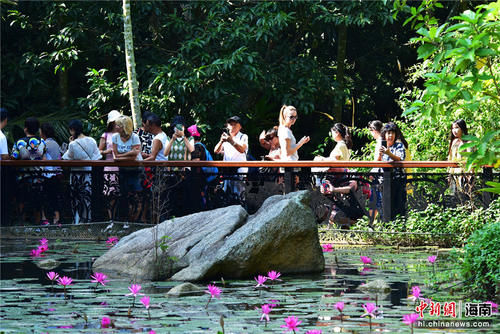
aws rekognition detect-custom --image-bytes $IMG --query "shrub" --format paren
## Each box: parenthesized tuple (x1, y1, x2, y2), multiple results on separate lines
(461, 222, 500, 300)
(355, 198, 500, 247)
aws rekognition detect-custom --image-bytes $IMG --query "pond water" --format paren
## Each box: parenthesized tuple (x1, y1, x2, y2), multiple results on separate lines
(0, 239, 497, 333)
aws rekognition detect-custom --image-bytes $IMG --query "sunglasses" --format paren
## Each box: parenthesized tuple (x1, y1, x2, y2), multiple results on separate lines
(288, 115, 298, 120)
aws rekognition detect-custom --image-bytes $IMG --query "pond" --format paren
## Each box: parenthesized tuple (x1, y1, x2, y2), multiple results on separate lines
(0, 239, 497, 333)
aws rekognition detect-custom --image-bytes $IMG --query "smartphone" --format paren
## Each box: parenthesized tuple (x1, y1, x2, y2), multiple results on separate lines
(381, 140, 387, 147)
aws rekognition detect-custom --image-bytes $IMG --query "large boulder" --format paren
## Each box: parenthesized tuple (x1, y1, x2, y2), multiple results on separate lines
(93, 190, 324, 281)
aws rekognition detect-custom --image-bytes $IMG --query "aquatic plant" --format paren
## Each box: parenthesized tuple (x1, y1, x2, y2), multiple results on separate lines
(254, 275, 267, 288)
(305, 330, 322, 334)
(322, 244, 334, 252)
(140, 296, 151, 319)
(427, 255, 436, 263)
(408, 286, 421, 302)
(259, 304, 271, 326)
(360, 256, 373, 265)
(280, 316, 302, 333)
(267, 270, 281, 281)
(402, 313, 420, 334)
(334, 301, 345, 320)
(57, 276, 73, 297)
(361, 302, 377, 331)
(101, 316, 111, 328)
(90, 272, 109, 290)
(205, 284, 222, 308)
(126, 284, 144, 308)
(106, 237, 119, 247)
(30, 248, 43, 257)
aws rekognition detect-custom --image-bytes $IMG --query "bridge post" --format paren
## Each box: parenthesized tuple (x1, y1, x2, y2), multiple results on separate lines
(382, 168, 393, 222)
(482, 166, 493, 207)
(91, 165, 104, 222)
(284, 167, 294, 194)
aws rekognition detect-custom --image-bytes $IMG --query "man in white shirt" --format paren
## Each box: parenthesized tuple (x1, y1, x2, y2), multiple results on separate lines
(214, 115, 248, 203)
(143, 113, 168, 161)
(0, 108, 9, 160)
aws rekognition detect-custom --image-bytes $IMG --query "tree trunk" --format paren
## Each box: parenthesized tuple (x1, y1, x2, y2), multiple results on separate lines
(122, 0, 141, 129)
(334, 23, 347, 123)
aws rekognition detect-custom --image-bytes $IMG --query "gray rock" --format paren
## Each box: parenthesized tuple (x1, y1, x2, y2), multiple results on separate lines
(166, 282, 202, 297)
(93, 190, 324, 281)
(35, 258, 60, 270)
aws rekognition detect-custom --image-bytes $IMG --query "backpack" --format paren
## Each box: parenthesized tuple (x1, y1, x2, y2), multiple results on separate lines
(195, 142, 218, 183)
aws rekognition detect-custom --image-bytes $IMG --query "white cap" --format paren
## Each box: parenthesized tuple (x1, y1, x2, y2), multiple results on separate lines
(107, 110, 121, 124)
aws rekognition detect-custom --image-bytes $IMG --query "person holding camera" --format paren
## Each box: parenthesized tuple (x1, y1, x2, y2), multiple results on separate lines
(163, 115, 195, 161)
(214, 115, 248, 203)
(378, 122, 407, 220)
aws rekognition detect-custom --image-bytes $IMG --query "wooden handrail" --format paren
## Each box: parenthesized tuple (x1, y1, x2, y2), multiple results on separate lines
(0, 160, 462, 168)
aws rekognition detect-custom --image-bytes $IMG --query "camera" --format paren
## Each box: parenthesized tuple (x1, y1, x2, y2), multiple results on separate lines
(222, 128, 230, 135)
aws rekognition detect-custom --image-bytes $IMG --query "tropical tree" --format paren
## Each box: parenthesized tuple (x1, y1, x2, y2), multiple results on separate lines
(395, 0, 499, 171)
(122, 0, 141, 129)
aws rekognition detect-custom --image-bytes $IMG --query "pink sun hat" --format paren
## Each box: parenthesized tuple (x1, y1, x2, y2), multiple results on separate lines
(187, 125, 200, 137)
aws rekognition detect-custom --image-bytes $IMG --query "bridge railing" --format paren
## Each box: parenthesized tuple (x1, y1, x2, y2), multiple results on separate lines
(0, 160, 496, 226)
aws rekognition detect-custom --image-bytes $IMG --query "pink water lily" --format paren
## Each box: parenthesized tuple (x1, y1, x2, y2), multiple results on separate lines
(305, 330, 322, 334)
(334, 301, 345, 312)
(280, 316, 302, 332)
(402, 313, 420, 325)
(106, 237, 119, 246)
(149, 331, 156, 334)
(360, 256, 373, 265)
(101, 316, 111, 328)
(90, 272, 109, 286)
(267, 270, 282, 281)
(126, 284, 144, 297)
(205, 284, 222, 308)
(46, 271, 59, 281)
(408, 286, 421, 302)
(206, 284, 222, 298)
(38, 244, 48, 253)
(322, 244, 334, 252)
(140, 296, 150, 309)
(260, 304, 271, 322)
(255, 275, 268, 288)
(427, 255, 437, 263)
(39, 238, 48, 245)
(30, 248, 43, 257)
(57, 276, 73, 287)
(361, 303, 377, 318)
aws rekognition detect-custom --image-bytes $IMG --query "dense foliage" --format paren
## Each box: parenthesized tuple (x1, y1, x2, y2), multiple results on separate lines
(355, 198, 500, 247)
(461, 221, 500, 300)
(1, 0, 415, 157)
(395, 1, 499, 170)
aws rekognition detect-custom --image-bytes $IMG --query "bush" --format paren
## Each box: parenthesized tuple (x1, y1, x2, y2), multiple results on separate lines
(355, 198, 500, 247)
(461, 222, 500, 300)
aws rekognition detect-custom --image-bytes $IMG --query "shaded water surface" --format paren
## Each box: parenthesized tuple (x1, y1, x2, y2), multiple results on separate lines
(0, 239, 497, 333)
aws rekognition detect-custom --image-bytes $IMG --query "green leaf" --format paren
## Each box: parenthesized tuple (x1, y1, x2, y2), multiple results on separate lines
(417, 43, 436, 59)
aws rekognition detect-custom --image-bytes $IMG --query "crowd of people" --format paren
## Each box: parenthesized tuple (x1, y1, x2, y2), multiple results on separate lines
(0, 106, 470, 227)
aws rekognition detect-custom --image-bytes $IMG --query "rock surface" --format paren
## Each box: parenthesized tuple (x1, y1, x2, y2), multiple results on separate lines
(93, 190, 324, 281)
(166, 282, 202, 297)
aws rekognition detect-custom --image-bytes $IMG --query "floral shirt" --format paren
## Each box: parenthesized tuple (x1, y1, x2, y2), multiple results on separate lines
(134, 128, 154, 154)
(11, 136, 46, 160)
